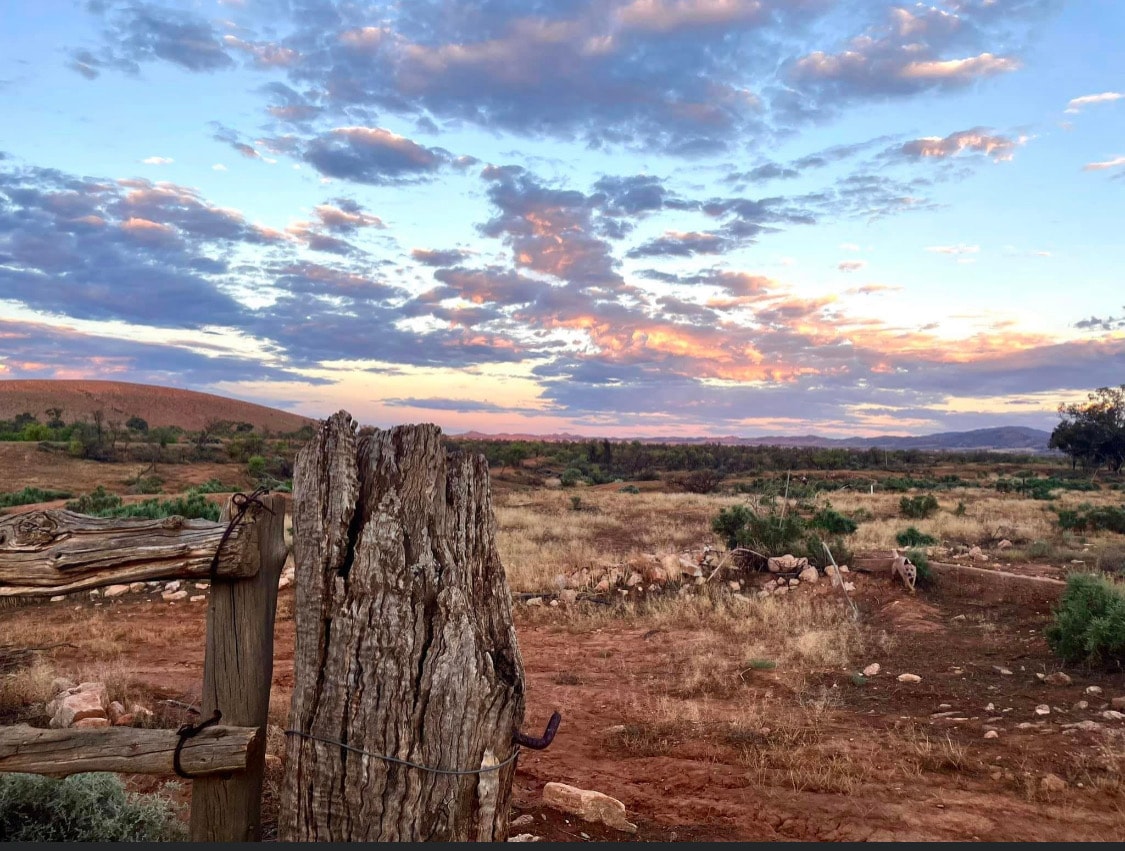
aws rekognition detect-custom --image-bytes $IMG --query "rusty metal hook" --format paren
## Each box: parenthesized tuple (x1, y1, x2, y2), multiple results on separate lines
(514, 710, 561, 750)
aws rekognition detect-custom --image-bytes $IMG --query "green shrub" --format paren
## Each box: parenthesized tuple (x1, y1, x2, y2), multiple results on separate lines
(0, 486, 72, 509)
(128, 475, 163, 495)
(194, 478, 236, 494)
(809, 504, 858, 535)
(66, 486, 122, 515)
(900, 494, 939, 519)
(101, 492, 220, 522)
(1028, 540, 1054, 559)
(1046, 573, 1125, 666)
(896, 526, 936, 547)
(1056, 504, 1125, 534)
(618, 484, 640, 494)
(953, 501, 967, 517)
(0, 772, 185, 841)
(712, 502, 851, 566)
(559, 468, 583, 487)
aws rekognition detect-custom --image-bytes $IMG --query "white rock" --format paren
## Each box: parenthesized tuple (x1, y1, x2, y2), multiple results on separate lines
(525, 597, 544, 607)
(88, 590, 100, 601)
(728, 581, 741, 592)
(103, 584, 131, 598)
(1044, 672, 1071, 686)
(788, 578, 800, 588)
(984, 730, 999, 739)
(542, 782, 637, 834)
(1073, 700, 1089, 711)
(49, 683, 108, 728)
(1101, 710, 1125, 721)
(798, 566, 819, 584)
(190, 595, 206, 603)
(549, 600, 559, 608)
(162, 589, 189, 602)
(626, 572, 643, 587)
(50, 595, 66, 603)
(994, 666, 1013, 676)
(195, 582, 209, 590)
(1086, 686, 1103, 696)
(164, 580, 182, 593)
(1034, 704, 1051, 716)
(508, 834, 541, 842)
(128, 582, 147, 594)
(897, 673, 922, 683)
(985, 703, 995, 712)
(838, 565, 849, 574)
(772, 585, 789, 597)
(842, 581, 856, 592)
(862, 663, 880, 677)
(511, 815, 535, 828)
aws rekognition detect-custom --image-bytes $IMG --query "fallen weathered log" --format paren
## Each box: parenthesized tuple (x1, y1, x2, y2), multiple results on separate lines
(0, 509, 260, 597)
(0, 723, 258, 777)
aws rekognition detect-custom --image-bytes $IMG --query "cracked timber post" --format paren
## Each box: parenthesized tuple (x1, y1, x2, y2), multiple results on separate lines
(279, 412, 526, 842)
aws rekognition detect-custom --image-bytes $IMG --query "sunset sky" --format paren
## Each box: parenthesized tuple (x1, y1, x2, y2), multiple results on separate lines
(1, 0, 1122, 437)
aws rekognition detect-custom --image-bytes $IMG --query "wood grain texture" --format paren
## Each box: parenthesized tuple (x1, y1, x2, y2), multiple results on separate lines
(189, 493, 286, 842)
(280, 414, 525, 842)
(0, 723, 257, 778)
(0, 509, 258, 597)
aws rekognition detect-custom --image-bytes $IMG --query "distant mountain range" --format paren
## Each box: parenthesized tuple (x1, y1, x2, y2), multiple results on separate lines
(453, 426, 1055, 453)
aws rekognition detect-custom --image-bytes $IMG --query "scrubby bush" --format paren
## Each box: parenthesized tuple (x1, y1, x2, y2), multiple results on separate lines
(559, 468, 583, 487)
(0, 487, 72, 509)
(1056, 504, 1125, 534)
(711, 502, 852, 567)
(65, 486, 122, 515)
(618, 484, 640, 494)
(899, 494, 939, 519)
(896, 526, 936, 547)
(1046, 573, 1125, 666)
(0, 772, 185, 841)
(809, 503, 858, 536)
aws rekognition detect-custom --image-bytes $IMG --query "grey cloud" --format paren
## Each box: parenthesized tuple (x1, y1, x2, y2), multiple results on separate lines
(412, 247, 473, 267)
(303, 127, 452, 184)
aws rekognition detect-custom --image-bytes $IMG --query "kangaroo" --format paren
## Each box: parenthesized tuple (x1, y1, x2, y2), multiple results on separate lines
(890, 549, 917, 594)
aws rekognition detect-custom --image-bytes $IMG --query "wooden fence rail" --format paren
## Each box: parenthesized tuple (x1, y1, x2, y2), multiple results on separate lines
(0, 494, 286, 843)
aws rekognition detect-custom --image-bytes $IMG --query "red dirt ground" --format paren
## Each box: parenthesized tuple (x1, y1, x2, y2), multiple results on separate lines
(5, 571, 1125, 842)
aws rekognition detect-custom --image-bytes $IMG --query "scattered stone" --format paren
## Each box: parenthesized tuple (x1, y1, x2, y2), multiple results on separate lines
(838, 565, 849, 574)
(508, 834, 541, 843)
(195, 581, 209, 590)
(73, 717, 110, 729)
(728, 581, 741, 592)
(997, 539, 1012, 550)
(984, 730, 999, 740)
(625, 572, 642, 588)
(1111, 697, 1125, 711)
(549, 599, 560, 608)
(994, 666, 1013, 676)
(842, 582, 856, 593)
(128, 582, 147, 594)
(525, 597, 544, 608)
(1101, 710, 1125, 721)
(1016, 722, 1036, 730)
(512, 815, 535, 828)
(985, 703, 995, 712)
(162, 589, 189, 602)
(772, 586, 789, 597)
(103, 584, 131, 598)
(164, 580, 182, 593)
(1035, 705, 1051, 716)
(798, 566, 819, 585)
(969, 546, 988, 562)
(542, 782, 637, 834)
(1040, 774, 1067, 794)
(897, 673, 922, 684)
(49, 683, 108, 728)
(1073, 700, 1089, 711)
(1044, 672, 1072, 686)
(951, 614, 967, 621)
(50, 595, 66, 603)
(1063, 720, 1102, 732)
(190, 595, 206, 603)
(862, 663, 881, 677)
(938, 703, 952, 710)
(88, 590, 100, 601)
(1086, 686, 1103, 696)
(788, 578, 800, 588)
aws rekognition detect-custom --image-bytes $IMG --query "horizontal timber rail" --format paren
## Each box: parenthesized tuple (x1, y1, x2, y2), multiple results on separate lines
(0, 723, 258, 778)
(0, 509, 260, 597)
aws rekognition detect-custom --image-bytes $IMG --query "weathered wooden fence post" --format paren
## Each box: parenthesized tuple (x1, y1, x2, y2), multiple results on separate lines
(189, 493, 287, 842)
(280, 413, 525, 842)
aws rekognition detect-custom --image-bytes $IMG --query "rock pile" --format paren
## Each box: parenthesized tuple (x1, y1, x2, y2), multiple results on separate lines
(44, 679, 152, 729)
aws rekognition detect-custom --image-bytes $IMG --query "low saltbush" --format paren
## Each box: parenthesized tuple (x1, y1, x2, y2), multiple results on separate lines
(0, 772, 185, 841)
